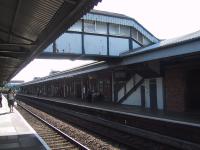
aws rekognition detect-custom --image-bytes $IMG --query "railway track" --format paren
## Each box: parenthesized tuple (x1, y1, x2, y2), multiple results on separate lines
(17, 94, 200, 150)
(18, 104, 89, 150)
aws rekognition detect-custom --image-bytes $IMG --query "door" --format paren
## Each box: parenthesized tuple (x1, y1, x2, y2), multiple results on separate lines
(149, 79, 157, 110)
(186, 69, 200, 111)
(141, 85, 145, 108)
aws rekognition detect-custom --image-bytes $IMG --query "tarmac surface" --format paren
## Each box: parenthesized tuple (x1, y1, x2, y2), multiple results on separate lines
(0, 94, 49, 150)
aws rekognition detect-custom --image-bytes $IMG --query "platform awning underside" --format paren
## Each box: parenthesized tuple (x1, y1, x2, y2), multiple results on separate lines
(0, 0, 100, 84)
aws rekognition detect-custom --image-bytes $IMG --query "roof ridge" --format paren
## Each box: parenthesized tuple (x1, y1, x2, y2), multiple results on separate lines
(121, 29, 200, 57)
(91, 9, 131, 18)
(88, 9, 159, 43)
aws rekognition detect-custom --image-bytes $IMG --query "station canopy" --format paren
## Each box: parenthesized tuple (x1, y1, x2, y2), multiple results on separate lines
(0, 0, 100, 84)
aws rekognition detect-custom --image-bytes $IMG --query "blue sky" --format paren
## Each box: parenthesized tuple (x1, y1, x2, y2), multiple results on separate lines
(12, 0, 200, 82)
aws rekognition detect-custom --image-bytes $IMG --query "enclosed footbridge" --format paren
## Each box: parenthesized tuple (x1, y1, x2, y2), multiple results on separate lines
(39, 10, 159, 60)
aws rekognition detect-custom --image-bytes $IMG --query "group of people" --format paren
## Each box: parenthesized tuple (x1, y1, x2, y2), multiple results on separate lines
(85, 90, 104, 103)
(0, 89, 16, 113)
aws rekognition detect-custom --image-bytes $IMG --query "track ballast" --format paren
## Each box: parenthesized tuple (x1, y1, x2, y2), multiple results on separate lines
(17, 104, 89, 150)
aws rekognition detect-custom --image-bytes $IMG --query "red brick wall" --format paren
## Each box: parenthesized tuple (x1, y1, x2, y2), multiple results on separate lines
(165, 68, 186, 112)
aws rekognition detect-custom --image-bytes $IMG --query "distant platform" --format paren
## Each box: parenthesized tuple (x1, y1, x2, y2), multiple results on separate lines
(0, 95, 49, 150)
(18, 94, 200, 126)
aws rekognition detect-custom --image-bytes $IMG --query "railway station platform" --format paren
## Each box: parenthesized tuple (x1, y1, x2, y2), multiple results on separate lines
(0, 95, 49, 150)
(17, 94, 200, 149)
(18, 94, 200, 125)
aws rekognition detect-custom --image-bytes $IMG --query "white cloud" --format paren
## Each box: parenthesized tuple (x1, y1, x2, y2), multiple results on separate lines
(95, 0, 200, 39)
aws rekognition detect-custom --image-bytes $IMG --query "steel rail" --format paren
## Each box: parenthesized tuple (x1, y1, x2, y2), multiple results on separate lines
(18, 103, 90, 150)
(17, 95, 200, 150)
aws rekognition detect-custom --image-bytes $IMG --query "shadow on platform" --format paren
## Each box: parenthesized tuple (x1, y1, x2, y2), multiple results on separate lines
(0, 94, 49, 150)
(0, 134, 46, 150)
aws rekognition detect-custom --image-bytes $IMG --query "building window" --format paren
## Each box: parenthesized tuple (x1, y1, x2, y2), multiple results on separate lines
(131, 28, 138, 40)
(131, 28, 143, 44)
(68, 20, 82, 32)
(143, 36, 151, 45)
(84, 20, 96, 33)
(109, 23, 120, 35)
(138, 32, 143, 44)
(96, 21, 107, 34)
(119, 25, 130, 37)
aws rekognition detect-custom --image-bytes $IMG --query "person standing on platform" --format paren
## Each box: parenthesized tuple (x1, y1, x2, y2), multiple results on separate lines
(7, 89, 15, 112)
(0, 93, 2, 108)
(82, 86, 86, 101)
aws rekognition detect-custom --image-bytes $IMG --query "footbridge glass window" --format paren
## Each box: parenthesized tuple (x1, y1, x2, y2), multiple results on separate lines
(143, 36, 151, 45)
(68, 20, 82, 32)
(119, 25, 130, 37)
(131, 28, 144, 44)
(131, 28, 138, 40)
(109, 23, 120, 35)
(138, 32, 143, 44)
(95, 21, 107, 34)
(84, 20, 96, 33)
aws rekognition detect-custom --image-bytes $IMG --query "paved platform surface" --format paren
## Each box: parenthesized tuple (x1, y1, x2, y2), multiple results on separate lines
(0, 94, 49, 150)
(20, 94, 200, 126)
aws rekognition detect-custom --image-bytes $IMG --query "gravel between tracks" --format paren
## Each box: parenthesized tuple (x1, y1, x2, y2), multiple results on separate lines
(17, 101, 122, 150)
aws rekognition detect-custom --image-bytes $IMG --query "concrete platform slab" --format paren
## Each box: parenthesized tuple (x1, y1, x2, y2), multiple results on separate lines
(22, 94, 200, 125)
(0, 94, 50, 150)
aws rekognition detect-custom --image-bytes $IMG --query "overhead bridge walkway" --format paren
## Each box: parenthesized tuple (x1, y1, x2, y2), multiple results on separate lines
(38, 10, 159, 60)
(0, 0, 100, 84)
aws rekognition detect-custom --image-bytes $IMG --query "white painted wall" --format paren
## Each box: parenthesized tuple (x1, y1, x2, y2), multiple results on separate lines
(118, 74, 143, 105)
(118, 87, 125, 101)
(109, 37, 129, 56)
(84, 35, 107, 55)
(56, 33, 82, 54)
(122, 85, 141, 106)
(126, 77, 133, 92)
(118, 76, 164, 110)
